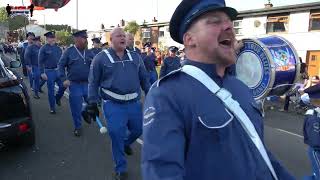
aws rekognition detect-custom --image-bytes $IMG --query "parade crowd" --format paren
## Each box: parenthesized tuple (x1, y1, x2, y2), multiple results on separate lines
(13, 0, 320, 179)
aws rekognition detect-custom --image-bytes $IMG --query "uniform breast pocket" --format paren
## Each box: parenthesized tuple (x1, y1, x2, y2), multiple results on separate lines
(68, 56, 80, 66)
(197, 108, 234, 143)
(45, 50, 52, 55)
(102, 63, 113, 76)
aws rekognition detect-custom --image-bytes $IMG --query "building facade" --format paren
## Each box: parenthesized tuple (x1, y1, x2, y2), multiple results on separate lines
(235, 2, 320, 76)
(140, 2, 320, 76)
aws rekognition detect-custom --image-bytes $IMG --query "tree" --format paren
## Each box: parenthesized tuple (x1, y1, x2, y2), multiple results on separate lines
(8, 16, 28, 31)
(0, 7, 8, 23)
(124, 21, 140, 35)
(0, 7, 28, 31)
(40, 24, 73, 32)
(55, 30, 73, 46)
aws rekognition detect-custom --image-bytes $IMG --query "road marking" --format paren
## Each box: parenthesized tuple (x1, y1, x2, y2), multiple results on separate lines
(274, 128, 304, 139)
(56, 85, 144, 145)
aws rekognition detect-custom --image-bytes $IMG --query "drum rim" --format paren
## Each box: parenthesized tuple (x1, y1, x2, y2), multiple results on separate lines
(239, 38, 276, 100)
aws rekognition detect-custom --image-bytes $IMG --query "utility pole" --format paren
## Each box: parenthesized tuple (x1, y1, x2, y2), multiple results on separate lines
(156, 0, 159, 21)
(76, 0, 79, 30)
(21, 0, 27, 34)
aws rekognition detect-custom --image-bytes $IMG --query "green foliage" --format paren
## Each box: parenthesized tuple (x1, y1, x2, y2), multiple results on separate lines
(55, 30, 73, 46)
(0, 7, 28, 31)
(8, 16, 28, 31)
(124, 21, 140, 35)
(0, 7, 8, 23)
(40, 24, 73, 32)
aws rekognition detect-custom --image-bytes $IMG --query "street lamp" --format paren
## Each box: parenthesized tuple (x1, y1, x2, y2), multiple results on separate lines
(76, 0, 78, 30)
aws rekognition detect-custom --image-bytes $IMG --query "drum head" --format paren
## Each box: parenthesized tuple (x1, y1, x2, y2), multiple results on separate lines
(236, 39, 274, 100)
(236, 52, 263, 88)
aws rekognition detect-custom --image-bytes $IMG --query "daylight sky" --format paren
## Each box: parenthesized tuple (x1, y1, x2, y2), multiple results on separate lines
(0, 0, 318, 30)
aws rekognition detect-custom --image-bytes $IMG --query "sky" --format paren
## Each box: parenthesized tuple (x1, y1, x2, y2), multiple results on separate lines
(0, 0, 319, 31)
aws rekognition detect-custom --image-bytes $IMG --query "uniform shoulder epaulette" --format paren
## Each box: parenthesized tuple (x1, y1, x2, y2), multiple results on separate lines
(154, 68, 182, 88)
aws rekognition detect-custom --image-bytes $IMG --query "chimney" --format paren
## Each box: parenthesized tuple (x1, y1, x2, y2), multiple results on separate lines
(264, 0, 273, 8)
(120, 19, 125, 27)
(152, 17, 158, 23)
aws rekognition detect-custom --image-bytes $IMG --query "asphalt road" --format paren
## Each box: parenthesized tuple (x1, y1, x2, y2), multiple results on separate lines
(0, 66, 313, 180)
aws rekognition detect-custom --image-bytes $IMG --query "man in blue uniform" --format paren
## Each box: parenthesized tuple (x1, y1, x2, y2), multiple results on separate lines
(159, 46, 181, 78)
(85, 27, 150, 180)
(101, 42, 109, 49)
(58, 30, 94, 136)
(126, 33, 141, 55)
(39, 31, 65, 114)
(143, 44, 158, 85)
(24, 36, 42, 99)
(142, 0, 294, 180)
(90, 37, 102, 57)
(21, 32, 35, 86)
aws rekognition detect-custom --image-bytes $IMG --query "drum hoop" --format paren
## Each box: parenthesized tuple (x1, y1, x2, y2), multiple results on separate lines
(242, 38, 276, 100)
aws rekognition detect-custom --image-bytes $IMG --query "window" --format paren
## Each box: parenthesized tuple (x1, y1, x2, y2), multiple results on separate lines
(159, 31, 164, 37)
(142, 31, 151, 38)
(309, 10, 320, 31)
(266, 14, 289, 33)
(233, 20, 242, 35)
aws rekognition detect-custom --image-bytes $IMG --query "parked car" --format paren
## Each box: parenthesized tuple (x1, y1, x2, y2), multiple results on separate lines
(0, 56, 35, 148)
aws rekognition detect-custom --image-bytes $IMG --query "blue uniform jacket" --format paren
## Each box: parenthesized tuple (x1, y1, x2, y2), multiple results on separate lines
(143, 54, 157, 72)
(159, 56, 181, 78)
(38, 44, 62, 73)
(90, 47, 102, 57)
(20, 42, 29, 65)
(24, 44, 41, 66)
(142, 59, 294, 180)
(304, 84, 320, 99)
(88, 48, 151, 104)
(127, 46, 141, 55)
(58, 46, 94, 82)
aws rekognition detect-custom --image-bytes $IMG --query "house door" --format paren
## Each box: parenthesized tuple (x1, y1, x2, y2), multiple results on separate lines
(307, 51, 320, 77)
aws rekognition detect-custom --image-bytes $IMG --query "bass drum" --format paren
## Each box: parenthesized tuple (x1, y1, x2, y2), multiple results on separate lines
(236, 35, 301, 100)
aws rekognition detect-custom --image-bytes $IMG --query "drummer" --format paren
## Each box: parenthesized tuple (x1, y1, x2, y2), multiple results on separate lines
(142, 0, 294, 179)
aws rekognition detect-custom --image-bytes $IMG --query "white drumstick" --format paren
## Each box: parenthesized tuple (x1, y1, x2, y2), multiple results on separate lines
(95, 116, 107, 134)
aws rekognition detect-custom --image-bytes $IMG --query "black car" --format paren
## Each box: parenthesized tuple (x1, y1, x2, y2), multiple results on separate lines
(0, 56, 35, 148)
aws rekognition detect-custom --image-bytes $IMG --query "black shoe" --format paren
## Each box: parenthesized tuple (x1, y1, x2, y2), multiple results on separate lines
(124, 146, 133, 156)
(81, 111, 92, 124)
(113, 172, 128, 180)
(56, 97, 61, 106)
(33, 95, 40, 99)
(39, 89, 44, 93)
(74, 129, 81, 137)
(50, 110, 56, 114)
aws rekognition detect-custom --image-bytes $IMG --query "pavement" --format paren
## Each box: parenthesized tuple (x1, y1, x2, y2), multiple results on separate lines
(0, 54, 313, 179)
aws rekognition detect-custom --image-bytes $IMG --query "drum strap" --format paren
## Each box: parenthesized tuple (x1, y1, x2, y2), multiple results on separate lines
(181, 65, 278, 180)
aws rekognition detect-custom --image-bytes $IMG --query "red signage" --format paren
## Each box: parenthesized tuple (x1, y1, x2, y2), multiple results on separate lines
(30, 0, 71, 9)
(11, 6, 45, 10)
